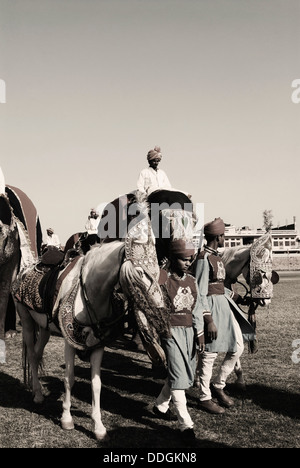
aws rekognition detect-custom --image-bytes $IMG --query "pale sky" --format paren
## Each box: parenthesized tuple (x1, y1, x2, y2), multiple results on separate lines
(1, 0, 299, 244)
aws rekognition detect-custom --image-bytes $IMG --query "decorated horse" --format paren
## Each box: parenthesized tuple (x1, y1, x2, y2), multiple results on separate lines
(13, 197, 171, 440)
(212, 232, 279, 388)
(0, 186, 42, 363)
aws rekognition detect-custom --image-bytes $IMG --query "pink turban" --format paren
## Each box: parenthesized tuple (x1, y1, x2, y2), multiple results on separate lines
(204, 218, 225, 236)
(169, 239, 196, 257)
(147, 145, 162, 161)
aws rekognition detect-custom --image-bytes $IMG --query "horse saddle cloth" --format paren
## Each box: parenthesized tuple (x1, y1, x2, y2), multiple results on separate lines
(15, 256, 81, 320)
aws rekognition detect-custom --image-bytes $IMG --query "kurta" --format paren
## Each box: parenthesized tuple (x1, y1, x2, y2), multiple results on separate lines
(195, 249, 255, 353)
(46, 234, 61, 248)
(159, 270, 204, 389)
(137, 167, 172, 196)
(85, 217, 100, 234)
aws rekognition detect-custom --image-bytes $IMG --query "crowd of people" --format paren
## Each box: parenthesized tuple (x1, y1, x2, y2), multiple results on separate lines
(0, 149, 255, 446)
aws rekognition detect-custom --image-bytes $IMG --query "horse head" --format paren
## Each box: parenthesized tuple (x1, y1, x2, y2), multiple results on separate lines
(222, 232, 279, 308)
(248, 232, 279, 306)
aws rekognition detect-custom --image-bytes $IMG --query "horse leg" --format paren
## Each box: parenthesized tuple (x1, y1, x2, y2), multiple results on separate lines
(90, 347, 107, 440)
(17, 304, 45, 403)
(33, 325, 50, 395)
(234, 358, 246, 390)
(61, 341, 76, 431)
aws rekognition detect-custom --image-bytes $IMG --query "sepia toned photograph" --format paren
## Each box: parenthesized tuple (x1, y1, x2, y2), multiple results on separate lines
(0, 0, 299, 452)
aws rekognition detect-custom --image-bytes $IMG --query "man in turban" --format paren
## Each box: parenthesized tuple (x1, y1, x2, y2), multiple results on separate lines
(46, 228, 61, 249)
(194, 218, 254, 414)
(136, 146, 172, 197)
(153, 238, 204, 444)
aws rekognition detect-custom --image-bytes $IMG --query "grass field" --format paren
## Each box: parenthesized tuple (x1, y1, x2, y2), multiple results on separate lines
(0, 271, 299, 449)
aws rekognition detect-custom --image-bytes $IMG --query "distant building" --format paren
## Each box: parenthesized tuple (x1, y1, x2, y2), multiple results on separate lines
(224, 217, 300, 255)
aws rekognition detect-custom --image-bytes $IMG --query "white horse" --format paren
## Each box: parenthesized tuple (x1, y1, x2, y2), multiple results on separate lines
(14, 211, 167, 440)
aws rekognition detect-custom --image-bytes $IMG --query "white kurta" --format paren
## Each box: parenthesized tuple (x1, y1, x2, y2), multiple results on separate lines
(46, 234, 61, 248)
(136, 167, 172, 196)
(85, 217, 100, 234)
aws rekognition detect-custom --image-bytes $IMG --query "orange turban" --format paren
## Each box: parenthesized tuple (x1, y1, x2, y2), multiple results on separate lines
(147, 145, 162, 161)
(169, 239, 196, 257)
(204, 218, 225, 236)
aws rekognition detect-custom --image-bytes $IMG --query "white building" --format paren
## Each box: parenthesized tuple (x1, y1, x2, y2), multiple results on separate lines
(224, 217, 300, 255)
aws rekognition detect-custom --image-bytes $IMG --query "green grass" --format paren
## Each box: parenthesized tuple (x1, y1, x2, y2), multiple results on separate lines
(0, 271, 299, 448)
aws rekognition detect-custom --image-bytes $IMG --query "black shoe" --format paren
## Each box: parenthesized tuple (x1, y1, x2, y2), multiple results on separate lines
(181, 428, 196, 444)
(210, 385, 234, 408)
(153, 405, 177, 421)
(198, 399, 225, 414)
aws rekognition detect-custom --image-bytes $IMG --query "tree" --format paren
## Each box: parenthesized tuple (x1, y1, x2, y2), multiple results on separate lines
(263, 209, 273, 232)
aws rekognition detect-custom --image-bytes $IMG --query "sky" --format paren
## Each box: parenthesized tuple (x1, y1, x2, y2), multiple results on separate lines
(0, 0, 299, 245)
